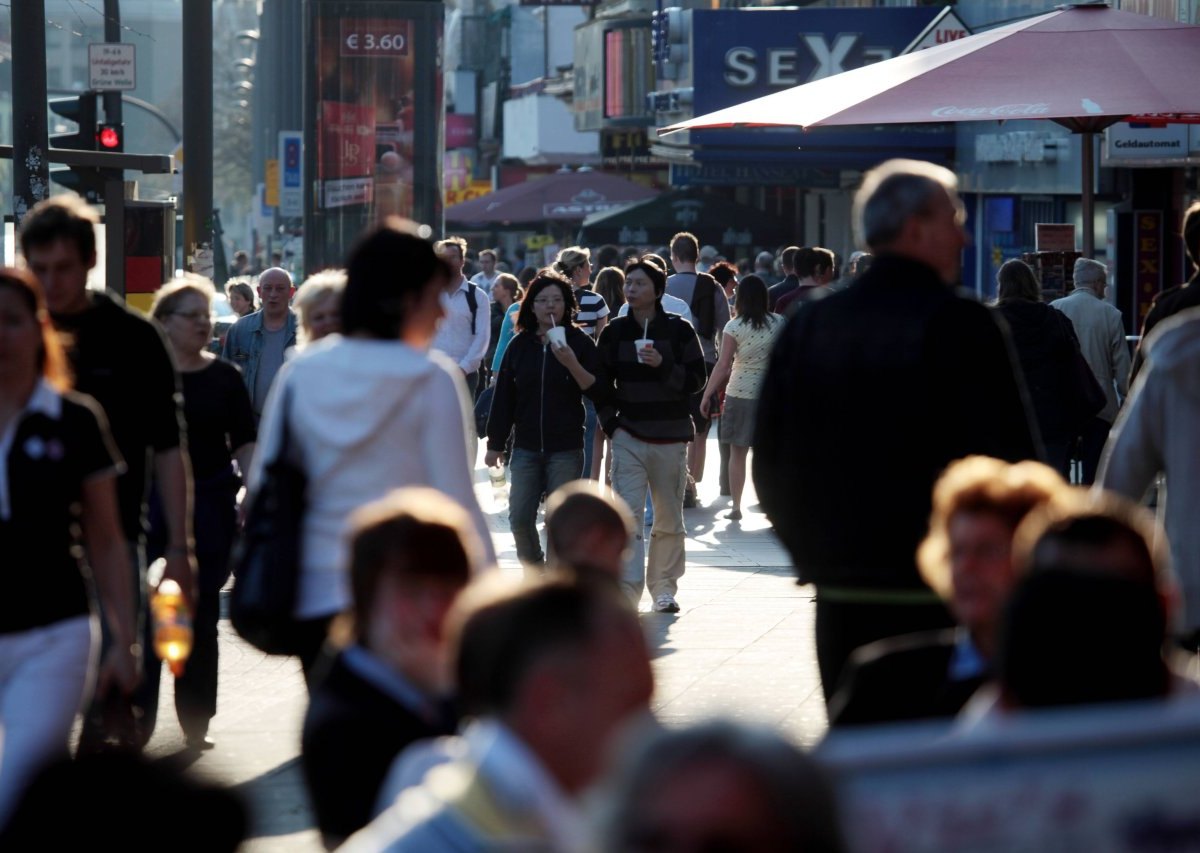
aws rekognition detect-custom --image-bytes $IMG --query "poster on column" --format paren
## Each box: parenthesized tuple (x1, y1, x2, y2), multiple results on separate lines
(316, 16, 416, 216)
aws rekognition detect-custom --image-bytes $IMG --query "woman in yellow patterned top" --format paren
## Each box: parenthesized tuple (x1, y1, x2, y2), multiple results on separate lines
(700, 275, 785, 520)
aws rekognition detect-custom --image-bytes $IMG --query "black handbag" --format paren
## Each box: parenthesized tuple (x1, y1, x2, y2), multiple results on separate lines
(229, 384, 306, 655)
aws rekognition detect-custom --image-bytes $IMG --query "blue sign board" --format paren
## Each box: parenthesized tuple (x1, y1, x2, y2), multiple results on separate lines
(686, 8, 953, 164)
(278, 130, 304, 217)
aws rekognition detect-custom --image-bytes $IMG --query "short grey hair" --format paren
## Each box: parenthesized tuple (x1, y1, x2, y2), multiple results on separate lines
(854, 159, 959, 251)
(598, 720, 847, 852)
(1072, 257, 1107, 289)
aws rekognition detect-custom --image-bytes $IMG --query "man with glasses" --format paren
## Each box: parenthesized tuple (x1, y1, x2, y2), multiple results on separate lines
(20, 193, 195, 752)
(221, 267, 298, 423)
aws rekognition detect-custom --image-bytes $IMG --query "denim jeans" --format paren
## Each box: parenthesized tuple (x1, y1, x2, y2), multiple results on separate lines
(582, 398, 597, 477)
(508, 448, 585, 565)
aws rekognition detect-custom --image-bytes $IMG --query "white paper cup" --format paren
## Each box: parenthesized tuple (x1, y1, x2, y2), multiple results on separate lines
(546, 326, 567, 349)
(635, 338, 653, 363)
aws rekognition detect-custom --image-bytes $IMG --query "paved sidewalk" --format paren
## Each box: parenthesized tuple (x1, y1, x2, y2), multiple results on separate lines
(145, 436, 824, 850)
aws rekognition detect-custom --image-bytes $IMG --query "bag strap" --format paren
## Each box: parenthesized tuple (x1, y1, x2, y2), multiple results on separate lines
(465, 283, 479, 335)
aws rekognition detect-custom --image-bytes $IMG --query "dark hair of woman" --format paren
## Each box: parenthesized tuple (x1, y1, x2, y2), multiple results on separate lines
(517, 265, 538, 289)
(0, 266, 71, 390)
(622, 258, 667, 298)
(733, 274, 771, 330)
(515, 271, 578, 334)
(710, 261, 738, 289)
(996, 259, 1042, 303)
(594, 266, 626, 313)
(342, 218, 450, 339)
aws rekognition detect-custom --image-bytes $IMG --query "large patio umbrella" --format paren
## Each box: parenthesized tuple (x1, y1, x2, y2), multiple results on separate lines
(661, 3, 1200, 257)
(446, 171, 657, 226)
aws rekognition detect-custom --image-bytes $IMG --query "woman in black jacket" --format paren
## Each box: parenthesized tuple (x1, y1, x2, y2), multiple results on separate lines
(485, 271, 600, 567)
(992, 259, 1102, 477)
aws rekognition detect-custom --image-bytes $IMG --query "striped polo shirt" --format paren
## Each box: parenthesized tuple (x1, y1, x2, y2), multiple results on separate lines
(574, 287, 610, 338)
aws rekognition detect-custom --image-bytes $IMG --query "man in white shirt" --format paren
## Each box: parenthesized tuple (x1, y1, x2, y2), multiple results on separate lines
(345, 579, 654, 852)
(666, 233, 731, 506)
(433, 237, 491, 397)
(469, 249, 500, 295)
(617, 292, 693, 326)
(1050, 258, 1131, 483)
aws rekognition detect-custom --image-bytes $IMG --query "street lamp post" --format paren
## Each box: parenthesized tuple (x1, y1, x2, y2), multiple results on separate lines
(11, 0, 52, 226)
(183, 0, 215, 276)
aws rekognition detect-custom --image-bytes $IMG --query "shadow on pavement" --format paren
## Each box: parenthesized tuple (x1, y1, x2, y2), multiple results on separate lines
(230, 757, 316, 839)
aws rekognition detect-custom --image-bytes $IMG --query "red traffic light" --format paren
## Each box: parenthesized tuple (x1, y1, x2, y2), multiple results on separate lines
(98, 124, 122, 150)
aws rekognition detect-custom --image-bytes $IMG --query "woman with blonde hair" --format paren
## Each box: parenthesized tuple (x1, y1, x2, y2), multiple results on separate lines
(829, 455, 1067, 727)
(150, 276, 256, 747)
(294, 270, 346, 347)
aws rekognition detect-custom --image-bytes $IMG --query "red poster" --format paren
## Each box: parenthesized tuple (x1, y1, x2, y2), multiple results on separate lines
(316, 17, 416, 215)
(319, 102, 376, 180)
(446, 114, 476, 150)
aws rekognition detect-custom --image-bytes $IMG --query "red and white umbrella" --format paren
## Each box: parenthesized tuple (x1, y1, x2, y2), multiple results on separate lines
(661, 3, 1200, 256)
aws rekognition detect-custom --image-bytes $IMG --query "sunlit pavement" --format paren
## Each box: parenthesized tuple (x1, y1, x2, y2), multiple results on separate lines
(145, 434, 825, 850)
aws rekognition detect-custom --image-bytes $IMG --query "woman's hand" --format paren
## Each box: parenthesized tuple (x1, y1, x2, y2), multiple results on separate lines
(700, 393, 716, 418)
(97, 642, 142, 696)
(639, 343, 663, 368)
(550, 340, 579, 368)
(484, 450, 504, 468)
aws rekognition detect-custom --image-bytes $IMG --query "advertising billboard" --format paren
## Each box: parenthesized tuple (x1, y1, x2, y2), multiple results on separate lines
(305, 1, 443, 273)
(684, 8, 954, 166)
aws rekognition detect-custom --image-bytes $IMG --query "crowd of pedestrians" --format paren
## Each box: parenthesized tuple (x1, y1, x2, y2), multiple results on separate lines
(0, 168, 1196, 851)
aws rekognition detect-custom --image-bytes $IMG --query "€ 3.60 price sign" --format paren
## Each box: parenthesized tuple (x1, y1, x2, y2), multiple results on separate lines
(341, 19, 410, 57)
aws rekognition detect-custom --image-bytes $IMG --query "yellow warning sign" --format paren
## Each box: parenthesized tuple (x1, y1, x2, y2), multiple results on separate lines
(265, 159, 280, 207)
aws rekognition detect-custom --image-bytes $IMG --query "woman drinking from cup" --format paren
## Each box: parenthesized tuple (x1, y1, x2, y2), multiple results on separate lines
(484, 271, 600, 568)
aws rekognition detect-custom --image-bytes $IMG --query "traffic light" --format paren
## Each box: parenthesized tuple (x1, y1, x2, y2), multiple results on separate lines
(50, 92, 99, 151)
(49, 92, 106, 202)
(98, 123, 124, 152)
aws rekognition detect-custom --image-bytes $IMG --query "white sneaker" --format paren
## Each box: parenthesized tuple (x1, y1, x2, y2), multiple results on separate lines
(654, 594, 680, 613)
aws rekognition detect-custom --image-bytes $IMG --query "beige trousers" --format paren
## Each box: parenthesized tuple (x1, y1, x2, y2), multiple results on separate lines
(611, 429, 688, 605)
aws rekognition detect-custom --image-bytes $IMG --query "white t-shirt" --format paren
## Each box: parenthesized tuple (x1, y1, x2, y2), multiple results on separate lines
(617, 294, 694, 327)
(469, 271, 500, 295)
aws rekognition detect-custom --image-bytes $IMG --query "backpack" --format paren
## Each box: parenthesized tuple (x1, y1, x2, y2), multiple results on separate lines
(464, 282, 481, 334)
(688, 272, 721, 341)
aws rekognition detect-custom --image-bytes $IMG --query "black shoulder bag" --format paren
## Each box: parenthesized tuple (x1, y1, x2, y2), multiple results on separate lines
(229, 383, 306, 655)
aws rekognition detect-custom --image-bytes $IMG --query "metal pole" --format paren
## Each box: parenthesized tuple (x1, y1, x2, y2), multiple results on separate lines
(183, 0, 214, 272)
(12, 0, 51, 227)
(1081, 130, 1095, 259)
(103, 1, 124, 128)
(105, 178, 126, 298)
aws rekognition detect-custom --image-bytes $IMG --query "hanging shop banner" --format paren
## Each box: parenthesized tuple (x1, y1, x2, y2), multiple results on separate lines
(1134, 210, 1163, 329)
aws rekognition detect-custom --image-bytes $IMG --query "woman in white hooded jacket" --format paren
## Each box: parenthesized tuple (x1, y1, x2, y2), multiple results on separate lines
(248, 219, 496, 681)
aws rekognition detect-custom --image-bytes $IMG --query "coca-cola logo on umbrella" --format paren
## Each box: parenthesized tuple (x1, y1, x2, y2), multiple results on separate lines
(543, 188, 618, 217)
(931, 103, 1050, 118)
